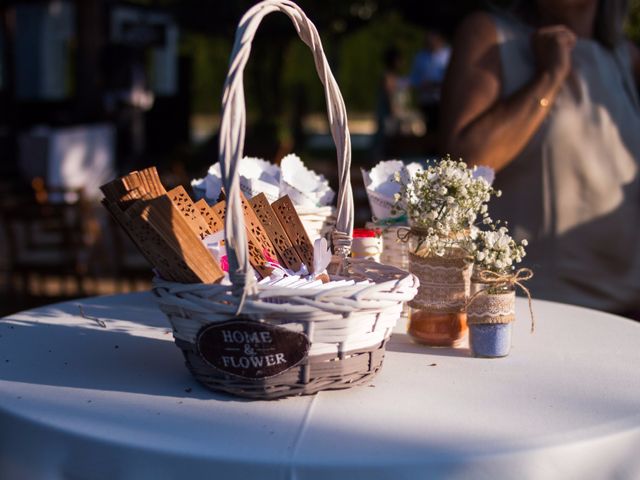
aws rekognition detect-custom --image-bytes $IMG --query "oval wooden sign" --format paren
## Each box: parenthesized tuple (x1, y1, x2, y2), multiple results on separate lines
(196, 320, 310, 379)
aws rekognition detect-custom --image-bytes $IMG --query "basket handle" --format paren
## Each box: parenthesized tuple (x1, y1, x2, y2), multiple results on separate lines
(219, 0, 353, 294)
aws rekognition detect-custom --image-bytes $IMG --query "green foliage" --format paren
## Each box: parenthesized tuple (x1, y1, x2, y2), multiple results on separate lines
(281, 39, 327, 114)
(208, 11, 427, 124)
(276, 11, 427, 114)
(179, 10, 439, 118)
(180, 33, 231, 114)
(626, 0, 640, 42)
(338, 12, 423, 111)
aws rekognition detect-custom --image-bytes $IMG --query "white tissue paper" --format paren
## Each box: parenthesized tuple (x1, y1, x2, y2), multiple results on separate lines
(313, 237, 332, 275)
(362, 160, 423, 221)
(191, 177, 206, 201)
(280, 154, 335, 208)
(195, 157, 279, 203)
(238, 157, 281, 202)
(403, 162, 423, 183)
(204, 163, 224, 202)
(196, 154, 334, 208)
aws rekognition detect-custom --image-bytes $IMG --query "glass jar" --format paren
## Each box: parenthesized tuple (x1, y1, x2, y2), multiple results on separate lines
(407, 250, 472, 347)
(351, 228, 383, 263)
(366, 222, 411, 326)
(466, 289, 515, 358)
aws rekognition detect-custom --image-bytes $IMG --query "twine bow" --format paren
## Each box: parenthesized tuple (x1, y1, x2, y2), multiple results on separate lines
(467, 268, 536, 333)
(396, 226, 431, 244)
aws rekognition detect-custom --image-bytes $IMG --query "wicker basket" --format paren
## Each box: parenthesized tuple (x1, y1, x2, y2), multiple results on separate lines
(296, 204, 336, 241)
(152, 0, 418, 400)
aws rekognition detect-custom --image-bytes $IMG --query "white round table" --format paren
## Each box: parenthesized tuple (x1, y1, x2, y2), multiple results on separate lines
(1, 293, 639, 479)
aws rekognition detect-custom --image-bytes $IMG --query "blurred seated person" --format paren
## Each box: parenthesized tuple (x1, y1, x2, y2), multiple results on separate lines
(440, 0, 640, 317)
(410, 29, 451, 134)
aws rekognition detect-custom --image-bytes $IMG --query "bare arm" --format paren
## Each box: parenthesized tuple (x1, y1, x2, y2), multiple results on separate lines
(440, 12, 575, 171)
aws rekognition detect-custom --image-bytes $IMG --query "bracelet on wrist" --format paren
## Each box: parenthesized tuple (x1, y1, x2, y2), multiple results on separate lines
(537, 97, 550, 108)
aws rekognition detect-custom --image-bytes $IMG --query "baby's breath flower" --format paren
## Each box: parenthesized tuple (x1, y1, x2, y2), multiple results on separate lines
(472, 228, 528, 274)
(393, 155, 501, 257)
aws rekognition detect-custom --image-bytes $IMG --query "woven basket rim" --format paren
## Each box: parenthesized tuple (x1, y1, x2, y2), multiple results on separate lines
(153, 259, 419, 299)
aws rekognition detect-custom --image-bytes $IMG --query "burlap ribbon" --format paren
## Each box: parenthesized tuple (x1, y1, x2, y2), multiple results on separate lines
(408, 251, 472, 313)
(467, 268, 535, 332)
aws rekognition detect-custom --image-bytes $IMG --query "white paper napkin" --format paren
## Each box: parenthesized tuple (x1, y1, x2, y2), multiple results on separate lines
(280, 154, 335, 208)
(361, 160, 423, 221)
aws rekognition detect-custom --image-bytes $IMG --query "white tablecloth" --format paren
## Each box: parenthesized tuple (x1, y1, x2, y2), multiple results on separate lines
(0, 293, 639, 479)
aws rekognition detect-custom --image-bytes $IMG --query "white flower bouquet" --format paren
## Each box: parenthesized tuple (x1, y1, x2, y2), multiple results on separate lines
(394, 156, 499, 257)
(470, 227, 527, 279)
(392, 156, 533, 352)
(466, 225, 533, 357)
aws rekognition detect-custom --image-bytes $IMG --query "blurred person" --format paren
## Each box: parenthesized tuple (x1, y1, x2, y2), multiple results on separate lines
(373, 46, 413, 160)
(440, 0, 640, 317)
(409, 29, 452, 134)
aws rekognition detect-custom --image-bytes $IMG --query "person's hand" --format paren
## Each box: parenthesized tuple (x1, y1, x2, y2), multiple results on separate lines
(532, 26, 577, 88)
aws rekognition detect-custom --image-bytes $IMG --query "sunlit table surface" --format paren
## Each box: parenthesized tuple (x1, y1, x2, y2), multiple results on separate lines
(1, 292, 639, 480)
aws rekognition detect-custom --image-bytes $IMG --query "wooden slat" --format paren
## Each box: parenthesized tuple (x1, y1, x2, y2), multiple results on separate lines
(272, 195, 315, 273)
(100, 176, 144, 211)
(101, 198, 155, 268)
(240, 193, 278, 263)
(167, 186, 211, 240)
(102, 171, 224, 284)
(210, 199, 272, 278)
(194, 199, 224, 235)
(122, 171, 143, 193)
(140, 167, 167, 196)
(194, 199, 223, 232)
(109, 197, 194, 283)
(210, 200, 226, 222)
(133, 195, 224, 284)
(249, 193, 302, 271)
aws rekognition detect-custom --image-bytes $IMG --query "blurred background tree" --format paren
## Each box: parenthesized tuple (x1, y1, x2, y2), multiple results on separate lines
(127, 0, 640, 153)
(159, 0, 486, 163)
(626, 0, 640, 41)
(1, 0, 640, 313)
